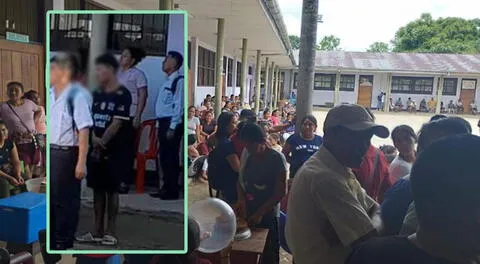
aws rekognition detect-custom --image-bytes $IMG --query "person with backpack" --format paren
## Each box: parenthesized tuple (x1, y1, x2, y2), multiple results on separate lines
(49, 52, 93, 250)
(151, 51, 184, 200)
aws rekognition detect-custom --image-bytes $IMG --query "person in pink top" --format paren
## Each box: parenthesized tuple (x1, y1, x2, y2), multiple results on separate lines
(270, 109, 281, 126)
(22, 90, 46, 177)
(0, 82, 42, 179)
(117, 47, 148, 193)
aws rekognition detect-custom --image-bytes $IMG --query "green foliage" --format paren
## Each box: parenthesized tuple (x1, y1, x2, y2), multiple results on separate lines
(392, 13, 480, 54)
(317, 35, 341, 51)
(289, 35, 301, 50)
(367, 42, 390, 52)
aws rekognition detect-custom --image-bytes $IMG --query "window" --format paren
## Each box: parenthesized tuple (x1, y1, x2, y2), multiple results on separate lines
(442, 78, 457, 96)
(109, 14, 169, 56)
(340, 75, 355, 91)
(314, 74, 336, 90)
(391, 77, 434, 94)
(248, 66, 253, 75)
(359, 75, 374, 86)
(227, 58, 234, 86)
(223, 56, 227, 74)
(50, 14, 92, 51)
(197, 46, 215, 86)
(187, 41, 191, 69)
(236, 61, 242, 87)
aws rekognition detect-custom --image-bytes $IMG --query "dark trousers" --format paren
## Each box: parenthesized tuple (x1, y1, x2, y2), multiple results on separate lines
(157, 117, 183, 196)
(50, 147, 81, 250)
(257, 213, 280, 264)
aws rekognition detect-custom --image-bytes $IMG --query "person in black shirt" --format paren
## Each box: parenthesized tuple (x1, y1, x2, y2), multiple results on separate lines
(76, 53, 132, 246)
(0, 120, 23, 198)
(346, 134, 480, 264)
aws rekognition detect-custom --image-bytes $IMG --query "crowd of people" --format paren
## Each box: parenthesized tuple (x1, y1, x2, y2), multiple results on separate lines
(0, 82, 46, 198)
(188, 93, 479, 264)
(49, 47, 184, 251)
(386, 95, 478, 115)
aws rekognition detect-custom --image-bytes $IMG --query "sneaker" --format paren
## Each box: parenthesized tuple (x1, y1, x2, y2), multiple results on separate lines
(101, 235, 118, 246)
(75, 232, 102, 243)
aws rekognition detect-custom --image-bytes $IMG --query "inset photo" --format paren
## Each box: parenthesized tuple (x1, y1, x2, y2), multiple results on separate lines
(47, 10, 187, 254)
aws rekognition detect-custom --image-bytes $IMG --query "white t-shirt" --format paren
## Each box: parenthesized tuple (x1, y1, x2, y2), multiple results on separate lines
(187, 117, 200, 135)
(117, 67, 148, 117)
(388, 156, 413, 181)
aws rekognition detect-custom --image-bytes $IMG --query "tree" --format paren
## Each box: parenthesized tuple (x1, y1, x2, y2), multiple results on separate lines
(289, 35, 301, 50)
(317, 35, 341, 51)
(392, 13, 480, 54)
(367, 42, 390, 52)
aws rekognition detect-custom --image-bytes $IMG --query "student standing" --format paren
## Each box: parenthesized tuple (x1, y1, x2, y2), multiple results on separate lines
(117, 47, 148, 193)
(76, 53, 132, 246)
(49, 52, 93, 250)
(151, 51, 184, 200)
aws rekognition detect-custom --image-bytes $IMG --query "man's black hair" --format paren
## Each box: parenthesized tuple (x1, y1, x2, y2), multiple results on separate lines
(239, 122, 266, 143)
(429, 114, 447, 122)
(124, 46, 147, 67)
(167, 51, 184, 70)
(417, 116, 471, 153)
(411, 134, 480, 232)
(240, 109, 257, 123)
(95, 53, 119, 72)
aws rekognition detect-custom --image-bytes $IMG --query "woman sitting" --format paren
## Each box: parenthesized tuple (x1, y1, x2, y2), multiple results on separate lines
(0, 121, 24, 198)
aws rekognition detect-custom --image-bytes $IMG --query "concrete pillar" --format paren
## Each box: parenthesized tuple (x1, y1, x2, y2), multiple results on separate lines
(263, 57, 270, 110)
(159, 0, 173, 10)
(274, 66, 280, 109)
(268, 61, 275, 109)
(333, 72, 341, 106)
(214, 18, 225, 119)
(232, 58, 237, 96)
(240, 38, 248, 104)
(289, 69, 295, 97)
(87, 14, 109, 89)
(254, 50, 262, 114)
(53, 0, 64, 9)
(190, 37, 199, 106)
(384, 74, 393, 112)
(436, 76, 444, 114)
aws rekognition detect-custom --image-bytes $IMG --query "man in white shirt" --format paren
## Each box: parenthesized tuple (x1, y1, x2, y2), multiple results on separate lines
(151, 51, 184, 200)
(286, 104, 388, 264)
(49, 52, 93, 250)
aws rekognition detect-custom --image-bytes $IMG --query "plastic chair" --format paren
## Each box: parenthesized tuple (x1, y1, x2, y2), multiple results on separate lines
(279, 210, 291, 254)
(135, 120, 159, 193)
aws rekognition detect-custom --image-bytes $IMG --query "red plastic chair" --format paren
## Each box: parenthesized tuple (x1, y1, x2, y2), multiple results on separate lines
(135, 120, 159, 193)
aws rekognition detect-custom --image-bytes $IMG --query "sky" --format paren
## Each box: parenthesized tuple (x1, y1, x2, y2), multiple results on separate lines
(277, 0, 480, 51)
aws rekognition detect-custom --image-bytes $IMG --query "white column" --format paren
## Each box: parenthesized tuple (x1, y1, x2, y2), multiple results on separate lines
(53, 0, 64, 9)
(159, 0, 173, 10)
(240, 38, 248, 104)
(384, 74, 393, 112)
(333, 72, 341, 106)
(214, 18, 225, 118)
(190, 37, 199, 106)
(254, 50, 262, 114)
(436, 76, 444, 114)
(232, 58, 238, 95)
(87, 14, 109, 89)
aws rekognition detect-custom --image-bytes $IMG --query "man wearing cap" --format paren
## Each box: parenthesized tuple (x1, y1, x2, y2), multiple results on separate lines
(285, 104, 389, 264)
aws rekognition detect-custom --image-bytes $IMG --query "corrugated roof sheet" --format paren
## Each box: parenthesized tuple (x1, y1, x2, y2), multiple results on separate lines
(294, 51, 480, 74)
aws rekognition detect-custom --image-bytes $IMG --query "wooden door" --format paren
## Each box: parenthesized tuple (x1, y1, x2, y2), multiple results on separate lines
(0, 39, 45, 106)
(460, 79, 476, 114)
(357, 84, 373, 108)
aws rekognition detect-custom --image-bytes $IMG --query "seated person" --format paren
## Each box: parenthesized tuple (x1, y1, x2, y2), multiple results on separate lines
(427, 97, 436, 112)
(406, 98, 415, 112)
(470, 100, 478, 115)
(456, 99, 464, 113)
(447, 100, 455, 113)
(419, 99, 428, 112)
(440, 101, 445, 113)
(394, 98, 403, 111)
(0, 121, 23, 198)
(346, 134, 480, 264)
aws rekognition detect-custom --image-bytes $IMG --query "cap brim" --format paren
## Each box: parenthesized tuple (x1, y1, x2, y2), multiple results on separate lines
(343, 122, 390, 138)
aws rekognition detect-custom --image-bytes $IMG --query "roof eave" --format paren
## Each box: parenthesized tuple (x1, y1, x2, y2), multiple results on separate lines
(260, 0, 297, 66)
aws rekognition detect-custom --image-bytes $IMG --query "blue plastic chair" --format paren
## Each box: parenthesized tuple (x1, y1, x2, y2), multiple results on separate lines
(279, 210, 291, 254)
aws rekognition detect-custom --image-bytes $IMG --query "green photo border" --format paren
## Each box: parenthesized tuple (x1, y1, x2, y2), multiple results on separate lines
(46, 9, 188, 255)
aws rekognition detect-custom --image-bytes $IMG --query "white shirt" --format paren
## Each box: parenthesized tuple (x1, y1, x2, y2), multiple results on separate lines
(50, 84, 93, 146)
(117, 67, 148, 117)
(187, 117, 200, 135)
(155, 70, 184, 130)
(388, 155, 413, 181)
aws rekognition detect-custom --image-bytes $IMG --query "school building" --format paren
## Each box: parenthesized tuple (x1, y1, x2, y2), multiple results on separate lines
(282, 51, 480, 114)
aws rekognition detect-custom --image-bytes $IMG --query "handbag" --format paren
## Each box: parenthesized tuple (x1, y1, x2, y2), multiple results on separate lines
(7, 103, 42, 164)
